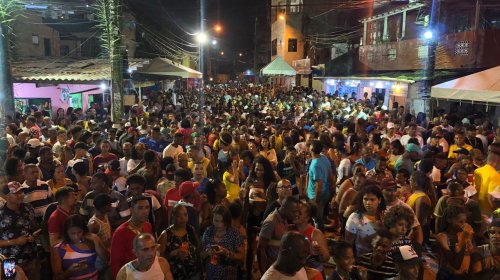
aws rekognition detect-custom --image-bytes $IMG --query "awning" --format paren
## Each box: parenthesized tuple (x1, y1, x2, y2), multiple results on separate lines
(11, 58, 148, 82)
(137, 57, 202, 79)
(261, 56, 297, 76)
(431, 66, 500, 103)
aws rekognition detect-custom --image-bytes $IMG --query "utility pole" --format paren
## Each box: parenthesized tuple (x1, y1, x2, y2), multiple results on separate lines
(0, 22, 15, 121)
(0, 0, 19, 121)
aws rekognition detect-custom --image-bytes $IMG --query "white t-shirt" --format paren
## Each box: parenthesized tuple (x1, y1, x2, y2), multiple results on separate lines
(162, 144, 183, 160)
(346, 212, 378, 256)
(261, 266, 308, 280)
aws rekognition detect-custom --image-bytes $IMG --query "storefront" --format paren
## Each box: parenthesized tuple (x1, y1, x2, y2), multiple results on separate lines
(313, 76, 413, 109)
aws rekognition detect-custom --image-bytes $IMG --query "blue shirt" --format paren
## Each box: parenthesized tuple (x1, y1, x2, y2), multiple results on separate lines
(355, 157, 376, 171)
(307, 155, 331, 202)
(139, 137, 168, 153)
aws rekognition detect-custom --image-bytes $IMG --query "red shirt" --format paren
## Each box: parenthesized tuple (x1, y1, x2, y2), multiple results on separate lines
(164, 188, 181, 224)
(47, 206, 72, 236)
(109, 221, 152, 278)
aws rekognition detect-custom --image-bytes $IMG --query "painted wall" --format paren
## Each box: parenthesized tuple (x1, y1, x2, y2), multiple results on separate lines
(13, 83, 104, 115)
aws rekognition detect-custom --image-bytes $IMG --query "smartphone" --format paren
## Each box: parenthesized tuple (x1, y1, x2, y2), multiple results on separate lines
(2, 258, 16, 279)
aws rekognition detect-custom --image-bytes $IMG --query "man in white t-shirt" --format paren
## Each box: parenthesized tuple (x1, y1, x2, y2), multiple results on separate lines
(261, 231, 309, 280)
(400, 124, 424, 147)
(162, 132, 184, 160)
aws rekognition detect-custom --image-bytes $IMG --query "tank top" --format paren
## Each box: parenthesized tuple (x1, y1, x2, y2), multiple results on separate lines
(407, 192, 430, 209)
(88, 215, 111, 246)
(56, 243, 98, 280)
(125, 257, 164, 279)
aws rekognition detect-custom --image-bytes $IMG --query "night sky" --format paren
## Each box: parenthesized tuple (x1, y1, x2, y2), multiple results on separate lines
(126, 0, 263, 58)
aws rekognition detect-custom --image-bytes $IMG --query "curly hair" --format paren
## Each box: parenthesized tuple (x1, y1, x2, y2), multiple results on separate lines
(383, 205, 415, 229)
(440, 204, 467, 232)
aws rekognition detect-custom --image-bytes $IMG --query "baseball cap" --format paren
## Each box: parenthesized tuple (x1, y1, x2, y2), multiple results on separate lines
(380, 178, 398, 190)
(387, 122, 395, 129)
(2, 182, 27, 195)
(405, 143, 421, 153)
(392, 245, 420, 265)
(179, 181, 198, 198)
(249, 188, 267, 202)
(464, 185, 477, 198)
(93, 193, 116, 209)
(27, 138, 44, 148)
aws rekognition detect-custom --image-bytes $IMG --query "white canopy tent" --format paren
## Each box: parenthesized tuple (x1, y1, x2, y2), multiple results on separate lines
(261, 56, 297, 76)
(137, 57, 202, 79)
(431, 66, 500, 104)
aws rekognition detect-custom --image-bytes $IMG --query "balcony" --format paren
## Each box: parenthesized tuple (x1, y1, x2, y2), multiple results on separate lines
(359, 29, 500, 71)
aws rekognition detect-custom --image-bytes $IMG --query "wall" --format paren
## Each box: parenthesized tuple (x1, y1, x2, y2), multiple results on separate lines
(271, 14, 304, 66)
(13, 83, 104, 114)
(14, 13, 60, 58)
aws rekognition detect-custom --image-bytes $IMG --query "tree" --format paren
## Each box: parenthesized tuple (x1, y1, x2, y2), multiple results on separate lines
(0, 0, 20, 121)
(95, 0, 125, 122)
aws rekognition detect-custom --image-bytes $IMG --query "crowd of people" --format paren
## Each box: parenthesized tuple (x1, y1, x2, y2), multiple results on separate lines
(0, 83, 499, 280)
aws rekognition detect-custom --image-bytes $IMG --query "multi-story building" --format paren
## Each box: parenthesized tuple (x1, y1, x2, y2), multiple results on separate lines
(358, 0, 500, 114)
(12, 0, 136, 59)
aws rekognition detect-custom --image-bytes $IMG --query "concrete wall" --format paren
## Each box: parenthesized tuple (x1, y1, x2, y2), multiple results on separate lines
(14, 13, 60, 58)
(13, 83, 104, 114)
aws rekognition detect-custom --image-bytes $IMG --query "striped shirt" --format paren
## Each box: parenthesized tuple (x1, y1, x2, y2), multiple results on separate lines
(80, 190, 130, 229)
(358, 253, 398, 280)
(22, 180, 52, 220)
(55, 243, 98, 280)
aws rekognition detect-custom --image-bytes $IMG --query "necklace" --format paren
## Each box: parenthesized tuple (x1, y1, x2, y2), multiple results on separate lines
(128, 220, 143, 235)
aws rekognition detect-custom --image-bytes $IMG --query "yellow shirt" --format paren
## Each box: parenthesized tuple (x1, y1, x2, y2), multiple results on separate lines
(187, 157, 210, 177)
(47, 178, 73, 195)
(474, 164, 500, 215)
(223, 171, 240, 202)
(272, 135, 283, 152)
(448, 144, 473, 159)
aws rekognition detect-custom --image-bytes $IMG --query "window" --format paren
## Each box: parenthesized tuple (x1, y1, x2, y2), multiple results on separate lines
(287, 0, 303, 13)
(388, 49, 397, 60)
(32, 34, 39, 45)
(288, 38, 297, 52)
(272, 39, 277, 56)
(418, 45, 428, 59)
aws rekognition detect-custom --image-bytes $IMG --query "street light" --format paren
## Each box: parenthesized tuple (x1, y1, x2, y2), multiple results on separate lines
(211, 39, 217, 45)
(278, 13, 285, 20)
(214, 24, 222, 33)
(423, 30, 433, 40)
(195, 32, 208, 44)
(239, 53, 243, 57)
(220, 51, 224, 56)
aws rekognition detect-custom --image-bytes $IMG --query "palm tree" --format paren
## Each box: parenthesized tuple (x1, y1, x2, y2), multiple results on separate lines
(95, 0, 125, 122)
(0, 0, 20, 121)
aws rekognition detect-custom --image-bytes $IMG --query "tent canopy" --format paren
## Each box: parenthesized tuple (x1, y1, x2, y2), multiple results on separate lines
(431, 66, 500, 103)
(137, 57, 202, 79)
(261, 56, 297, 76)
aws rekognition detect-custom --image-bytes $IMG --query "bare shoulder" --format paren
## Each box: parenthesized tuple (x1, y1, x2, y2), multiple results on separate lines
(158, 257, 170, 268)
